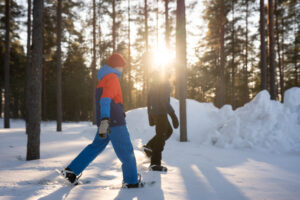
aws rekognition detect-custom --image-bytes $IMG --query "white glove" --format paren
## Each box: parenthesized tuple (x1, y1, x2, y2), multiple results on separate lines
(99, 119, 110, 139)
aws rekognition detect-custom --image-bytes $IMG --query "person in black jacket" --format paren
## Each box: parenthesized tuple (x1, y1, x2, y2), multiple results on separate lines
(144, 71, 179, 171)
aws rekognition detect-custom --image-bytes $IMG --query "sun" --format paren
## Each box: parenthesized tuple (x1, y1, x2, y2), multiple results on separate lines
(152, 45, 175, 70)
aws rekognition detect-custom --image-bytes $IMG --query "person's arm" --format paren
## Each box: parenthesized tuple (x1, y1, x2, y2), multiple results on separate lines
(164, 82, 179, 129)
(98, 75, 118, 137)
(147, 88, 155, 126)
(164, 82, 175, 114)
(99, 74, 118, 119)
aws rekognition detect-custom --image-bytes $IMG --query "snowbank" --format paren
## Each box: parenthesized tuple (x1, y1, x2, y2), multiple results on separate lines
(127, 87, 300, 153)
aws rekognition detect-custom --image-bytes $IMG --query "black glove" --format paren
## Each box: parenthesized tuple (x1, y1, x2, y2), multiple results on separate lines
(169, 112, 179, 129)
(148, 112, 155, 126)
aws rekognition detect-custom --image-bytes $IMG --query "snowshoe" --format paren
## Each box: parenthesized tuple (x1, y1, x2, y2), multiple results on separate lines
(60, 167, 81, 185)
(122, 173, 145, 188)
(150, 164, 168, 172)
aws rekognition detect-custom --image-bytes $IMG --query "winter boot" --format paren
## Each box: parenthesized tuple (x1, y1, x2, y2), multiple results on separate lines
(150, 164, 167, 172)
(61, 167, 80, 185)
(122, 173, 144, 188)
(143, 145, 152, 158)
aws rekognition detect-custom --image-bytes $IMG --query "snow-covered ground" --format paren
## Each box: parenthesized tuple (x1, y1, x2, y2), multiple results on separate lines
(0, 87, 300, 200)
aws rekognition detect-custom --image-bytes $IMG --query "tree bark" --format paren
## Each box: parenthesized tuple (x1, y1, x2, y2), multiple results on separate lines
(143, 0, 149, 105)
(268, 0, 276, 100)
(260, 0, 267, 90)
(128, 0, 132, 108)
(42, 58, 46, 120)
(231, 0, 235, 108)
(112, 0, 116, 52)
(4, 0, 10, 128)
(98, 2, 102, 68)
(92, 0, 97, 124)
(26, 0, 44, 160)
(26, 0, 32, 132)
(176, 0, 187, 142)
(0, 88, 2, 117)
(281, 17, 285, 102)
(275, 0, 284, 102)
(244, 0, 249, 103)
(56, 0, 62, 131)
(165, 0, 170, 49)
(219, 0, 225, 107)
(156, 0, 159, 48)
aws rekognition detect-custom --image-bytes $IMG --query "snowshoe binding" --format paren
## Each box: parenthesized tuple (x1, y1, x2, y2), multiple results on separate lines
(60, 167, 81, 185)
(122, 173, 144, 188)
(150, 164, 168, 172)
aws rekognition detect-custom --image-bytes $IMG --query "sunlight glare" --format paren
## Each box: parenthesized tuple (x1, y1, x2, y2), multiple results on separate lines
(152, 45, 175, 70)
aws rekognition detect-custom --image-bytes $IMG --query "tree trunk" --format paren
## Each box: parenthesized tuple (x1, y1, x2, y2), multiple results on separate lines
(231, 0, 235, 108)
(219, 0, 225, 107)
(92, 0, 97, 124)
(260, 0, 267, 90)
(176, 0, 187, 142)
(143, 0, 149, 105)
(26, 0, 32, 132)
(42, 59, 46, 120)
(4, 0, 10, 128)
(0, 88, 2, 117)
(98, 3, 102, 68)
(26, 0, 44, 161)
(281, 17, 285, 102)
(156, 0, 159, 48)
(128, 0, 132, 108)
(165, 0, 170, 49)
(112, 0, 116, 52)
(268, 0, 276, 100)
(244, 0, 249, 103)
(56, 0, 62, 131)
(275, 0, 284, 102)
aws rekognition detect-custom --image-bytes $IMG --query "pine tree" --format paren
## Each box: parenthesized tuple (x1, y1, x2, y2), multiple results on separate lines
(176, 0, 187, 141)
(92, 0, 97, 124)
(260, 0, 267, 90)
(25, 0, 32, 131)
(243, 0, 250, 103)
(268, 0, 276, 99)
(4, 0, 10, 128)
(56, 0, 62, 131)
(26, 0, 44, 160)
(218, 0, 225, 107)
(275, 0, 284, 101)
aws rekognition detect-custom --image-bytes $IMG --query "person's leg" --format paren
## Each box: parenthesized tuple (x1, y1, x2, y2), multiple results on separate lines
(67, 131, 110, 175)
(110, 125, 138, 184)
(164, 119, 173, 141)
(146, 135, 157, 150)
(151, 115, 167, 166)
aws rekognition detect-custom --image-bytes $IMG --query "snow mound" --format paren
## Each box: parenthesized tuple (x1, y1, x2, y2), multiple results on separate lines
(126, 87, 300, 153)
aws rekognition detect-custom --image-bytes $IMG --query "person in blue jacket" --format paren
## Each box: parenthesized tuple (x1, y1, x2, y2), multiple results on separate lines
(61, 53, 143, 188)
(144, 71, 179, 171)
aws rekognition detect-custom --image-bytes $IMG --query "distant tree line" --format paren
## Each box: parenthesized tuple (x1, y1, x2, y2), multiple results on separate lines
(0, 0, 299, 121)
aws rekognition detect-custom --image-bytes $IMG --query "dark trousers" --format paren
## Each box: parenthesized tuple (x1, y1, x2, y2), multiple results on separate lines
(146, 114, 173, 165)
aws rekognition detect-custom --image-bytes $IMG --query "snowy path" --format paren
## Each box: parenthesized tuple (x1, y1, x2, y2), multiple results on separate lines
(1, 119, 300, 200)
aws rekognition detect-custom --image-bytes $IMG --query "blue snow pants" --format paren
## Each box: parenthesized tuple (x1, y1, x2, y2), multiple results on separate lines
(67, 125, 138, 184)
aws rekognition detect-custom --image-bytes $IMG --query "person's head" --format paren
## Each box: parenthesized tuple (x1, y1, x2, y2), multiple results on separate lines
(150, 70, 169, 85)
(107, 53, 126, 73)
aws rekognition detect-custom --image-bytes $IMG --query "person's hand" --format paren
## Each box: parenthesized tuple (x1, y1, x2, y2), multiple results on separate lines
(99, 119, 110, 139)
(170, 112, 179, 129)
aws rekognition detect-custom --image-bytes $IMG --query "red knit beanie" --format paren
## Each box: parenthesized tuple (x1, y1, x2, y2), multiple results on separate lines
(107, 53, 126, 68)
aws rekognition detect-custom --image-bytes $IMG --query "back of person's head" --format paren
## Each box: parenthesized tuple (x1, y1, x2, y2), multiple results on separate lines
(107, 53, 126, 68)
